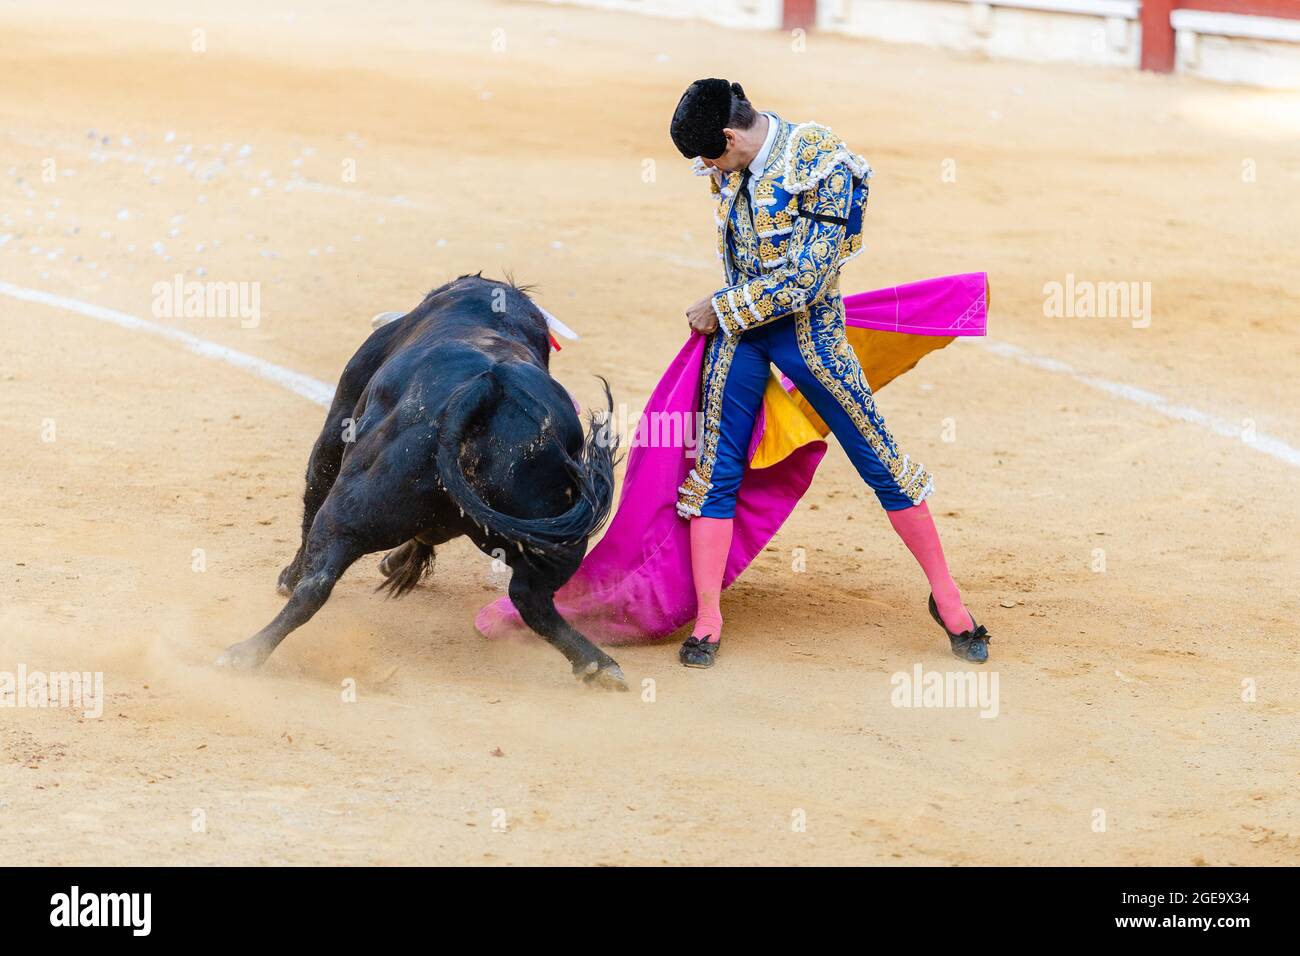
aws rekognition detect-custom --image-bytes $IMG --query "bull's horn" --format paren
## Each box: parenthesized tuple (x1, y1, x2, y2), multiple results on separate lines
(538, 306, 579, 341)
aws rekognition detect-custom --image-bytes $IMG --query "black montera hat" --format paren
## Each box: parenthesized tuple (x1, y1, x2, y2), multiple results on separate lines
(670, 78, 746, 159)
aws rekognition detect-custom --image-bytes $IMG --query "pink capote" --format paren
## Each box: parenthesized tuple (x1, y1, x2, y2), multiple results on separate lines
(475, 272, 988, 645)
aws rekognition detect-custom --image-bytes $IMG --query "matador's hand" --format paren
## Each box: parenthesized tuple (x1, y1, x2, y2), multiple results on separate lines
(687, 297, 718, 335)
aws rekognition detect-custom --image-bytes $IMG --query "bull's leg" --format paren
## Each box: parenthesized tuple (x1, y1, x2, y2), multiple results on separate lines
(277, 335, 399, 595)
(277, 424, 352, 595)
(222, 536, 365, 671)
(507, 560, 627, 691)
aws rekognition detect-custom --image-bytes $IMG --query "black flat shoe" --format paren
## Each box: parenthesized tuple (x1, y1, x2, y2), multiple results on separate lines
(928, 594, 991, 664)
(679, 635, 720, 668)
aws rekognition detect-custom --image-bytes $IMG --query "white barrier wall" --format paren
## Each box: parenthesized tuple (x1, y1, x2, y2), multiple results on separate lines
(523, 0, 1300, 88)
(818, 0, 1140, 68)
(523, 0, 781, 30)
(1173, 11, 1300, 88)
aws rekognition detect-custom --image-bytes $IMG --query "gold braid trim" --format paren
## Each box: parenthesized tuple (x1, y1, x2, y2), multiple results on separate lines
(676, 333, 739, 518)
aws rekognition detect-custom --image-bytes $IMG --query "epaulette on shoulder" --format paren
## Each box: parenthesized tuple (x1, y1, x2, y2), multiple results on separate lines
(691, 156, 724, 195)
(782, 122, 873, 194)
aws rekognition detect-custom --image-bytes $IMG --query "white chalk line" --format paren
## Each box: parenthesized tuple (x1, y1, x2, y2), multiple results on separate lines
(0, 281, 335, 408)
(2, 281, 1297, 471)
(974, 339, 1300, 468)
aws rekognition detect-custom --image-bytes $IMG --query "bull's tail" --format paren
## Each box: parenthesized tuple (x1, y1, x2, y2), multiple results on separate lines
(434, 366, 618, 568)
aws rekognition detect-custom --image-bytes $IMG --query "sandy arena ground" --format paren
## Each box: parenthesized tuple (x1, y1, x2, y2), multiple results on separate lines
(2, 0, 1298, 866)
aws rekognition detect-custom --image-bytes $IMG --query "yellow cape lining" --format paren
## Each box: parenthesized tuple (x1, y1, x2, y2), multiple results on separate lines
(750, 329, 956, 470)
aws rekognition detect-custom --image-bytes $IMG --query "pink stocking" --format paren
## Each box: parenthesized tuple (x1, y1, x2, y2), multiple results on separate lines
(689, 516, 732, 642)
(886, 501, 974, 634)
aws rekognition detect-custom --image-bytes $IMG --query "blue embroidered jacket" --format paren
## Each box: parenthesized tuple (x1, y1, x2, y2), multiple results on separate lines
(698, 116, 872, 338)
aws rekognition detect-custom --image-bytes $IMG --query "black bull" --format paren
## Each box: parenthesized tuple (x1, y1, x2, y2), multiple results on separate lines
(216, 275, 628, 690)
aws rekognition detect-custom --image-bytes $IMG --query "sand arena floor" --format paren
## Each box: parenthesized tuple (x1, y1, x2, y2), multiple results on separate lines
(1, 0, 1297, 865)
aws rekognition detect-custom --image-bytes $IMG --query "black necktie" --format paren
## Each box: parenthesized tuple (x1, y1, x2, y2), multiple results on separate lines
(736, 168, 754, 233)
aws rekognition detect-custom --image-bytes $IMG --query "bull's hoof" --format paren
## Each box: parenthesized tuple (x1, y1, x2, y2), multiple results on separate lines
(276, 565, 299, 596)
(377, 549, 402, 578)
(577, 659, 628, 692)
(215, 638, 269, 672)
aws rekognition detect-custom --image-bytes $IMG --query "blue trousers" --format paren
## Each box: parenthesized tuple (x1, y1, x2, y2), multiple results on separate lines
(680, 305, 933, 519)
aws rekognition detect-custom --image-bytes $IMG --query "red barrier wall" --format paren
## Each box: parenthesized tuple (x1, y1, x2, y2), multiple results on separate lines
(783, 0, 818, 30)
(1142, 0, 1300, 73)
